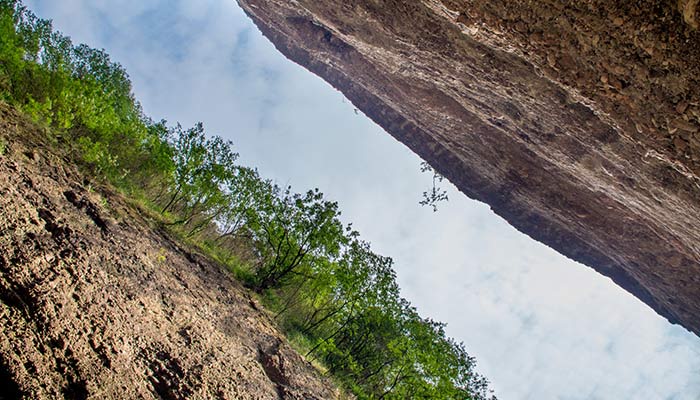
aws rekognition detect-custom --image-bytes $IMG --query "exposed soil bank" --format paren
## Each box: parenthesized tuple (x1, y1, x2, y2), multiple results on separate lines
(0, 104, 340, 399)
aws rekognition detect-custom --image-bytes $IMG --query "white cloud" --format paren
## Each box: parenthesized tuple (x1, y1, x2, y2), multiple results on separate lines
(25, 0, 700, 398)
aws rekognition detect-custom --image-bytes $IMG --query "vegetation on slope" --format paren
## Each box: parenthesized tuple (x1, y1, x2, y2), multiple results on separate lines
(0, 1, 495, 398)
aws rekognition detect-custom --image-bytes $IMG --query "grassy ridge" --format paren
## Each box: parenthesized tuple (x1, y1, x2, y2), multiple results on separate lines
(0, 1, 495, 399)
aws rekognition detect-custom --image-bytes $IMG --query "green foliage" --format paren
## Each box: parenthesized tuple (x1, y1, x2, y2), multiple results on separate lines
(0, 137, 6, 155)
(246, 187, 346, 291)
(0, 2, 496, 399)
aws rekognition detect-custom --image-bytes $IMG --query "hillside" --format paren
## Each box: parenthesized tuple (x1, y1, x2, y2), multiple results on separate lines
(237, 0, 700, 336)
(0, 2, 497, 398)
(0, 103, 341, 399)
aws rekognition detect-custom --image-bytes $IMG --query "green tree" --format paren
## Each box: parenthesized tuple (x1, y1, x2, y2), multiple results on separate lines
(247, 187, 345, 291)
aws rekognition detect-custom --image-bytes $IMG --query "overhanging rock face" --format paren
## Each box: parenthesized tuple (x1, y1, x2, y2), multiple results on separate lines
(237, 0, 700, 335)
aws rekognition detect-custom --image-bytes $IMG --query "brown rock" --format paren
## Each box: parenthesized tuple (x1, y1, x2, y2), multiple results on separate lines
(679, 0, 699, 29)
(238, 0, 700, 336)
(0, 105, 340, 399)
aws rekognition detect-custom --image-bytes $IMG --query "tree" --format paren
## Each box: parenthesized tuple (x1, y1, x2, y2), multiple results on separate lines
(247, 187, 345, 291)
(161, 122, 238, 225)
(419, 161, 448, 212)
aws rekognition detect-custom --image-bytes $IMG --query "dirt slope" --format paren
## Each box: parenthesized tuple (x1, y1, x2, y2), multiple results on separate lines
(0, 103, 340, 399)
(236, 0, 700, 335)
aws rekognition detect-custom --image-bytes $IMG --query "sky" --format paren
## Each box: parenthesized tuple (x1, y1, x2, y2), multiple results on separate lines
(24, 1, 700, 399)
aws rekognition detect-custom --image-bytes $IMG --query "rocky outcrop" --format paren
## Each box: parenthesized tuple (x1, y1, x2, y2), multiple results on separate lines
(0, 104, 340, 399)
(237, 0, 700, 335)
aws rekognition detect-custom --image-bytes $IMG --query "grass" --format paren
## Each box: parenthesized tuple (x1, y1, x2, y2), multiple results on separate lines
(286, 329, 329, 371)
(115, 184, 257, 285)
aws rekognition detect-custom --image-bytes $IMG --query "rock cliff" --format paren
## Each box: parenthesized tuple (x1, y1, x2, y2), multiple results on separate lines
(237, 0, 700, 335)
(0, 104, 340, 399)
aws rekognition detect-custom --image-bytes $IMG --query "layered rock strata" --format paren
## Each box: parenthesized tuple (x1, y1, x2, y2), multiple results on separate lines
(237, 0, 700, 335)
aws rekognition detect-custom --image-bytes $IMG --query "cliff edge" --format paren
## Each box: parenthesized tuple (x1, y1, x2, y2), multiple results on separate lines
(237, 0, 700, 335)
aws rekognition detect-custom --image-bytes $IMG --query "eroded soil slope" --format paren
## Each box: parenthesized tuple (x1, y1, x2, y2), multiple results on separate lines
(237, 0, 700, 335)
(0, 104, 340, 399)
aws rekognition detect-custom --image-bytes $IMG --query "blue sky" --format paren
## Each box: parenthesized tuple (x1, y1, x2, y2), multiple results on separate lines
(25, 1, 700, 398)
